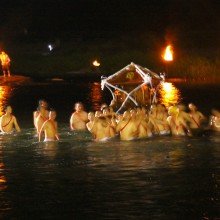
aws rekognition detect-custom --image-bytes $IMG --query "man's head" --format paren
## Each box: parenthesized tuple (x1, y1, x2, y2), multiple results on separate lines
(49, 109, 56, 120)
(4, 105, 12, 113)
(74, 102, 84, 112)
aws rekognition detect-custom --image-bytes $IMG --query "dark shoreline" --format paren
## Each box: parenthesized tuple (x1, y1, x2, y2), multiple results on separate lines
(1, 73, 220, 88)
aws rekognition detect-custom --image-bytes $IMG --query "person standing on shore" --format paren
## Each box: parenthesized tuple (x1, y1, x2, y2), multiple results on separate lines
(0, 51, 11, 77)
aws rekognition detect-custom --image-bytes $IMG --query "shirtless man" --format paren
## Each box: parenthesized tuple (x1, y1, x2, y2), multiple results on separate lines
(33, 99, 49, 129)
(90, 117, 111, 141)
(167, 106, 191, 136)
(87, 111, 115, 141)
(70, 102, 88, 131)
(152, 104, 170, 135)
(148, 104, 161, 135)
(116, 109, 138, 141)
(102, 107, 116, 138)
(136, 107, 153, 138)
(177, 103, 192, 125)
(35, 105, 49, 134)
(209, 109, 220, 132)
(39, 109, 59, 142)
(188, 103, 206, 129)
(0, 105, 21, 133)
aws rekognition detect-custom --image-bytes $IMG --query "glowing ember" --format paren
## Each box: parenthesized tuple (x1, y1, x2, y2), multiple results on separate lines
(92, 60, 100, 67)
(163, 45, 173, 61)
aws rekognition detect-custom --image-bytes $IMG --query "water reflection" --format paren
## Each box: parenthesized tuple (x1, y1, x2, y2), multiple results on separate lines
(0, 86, 13, 116)
(86, 137, 188, 170)
(39, 141, 59, 158)
(0, 146, 7, 192)
(158, 82, 181, 108)
(88, 82, 103, 111)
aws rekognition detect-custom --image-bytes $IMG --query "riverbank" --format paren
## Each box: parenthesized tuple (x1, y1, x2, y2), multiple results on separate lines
(166, 77, 220, 85)
(1, 74, 220, 87)
(2, 38, 219, 81)
(0, 75, 32, 86)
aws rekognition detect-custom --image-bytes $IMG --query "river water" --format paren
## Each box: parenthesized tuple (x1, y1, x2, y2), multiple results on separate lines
(0, 76, 220, 220)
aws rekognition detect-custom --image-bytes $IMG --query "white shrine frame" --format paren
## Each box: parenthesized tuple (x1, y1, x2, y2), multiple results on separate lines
(101, 63, 164, 113)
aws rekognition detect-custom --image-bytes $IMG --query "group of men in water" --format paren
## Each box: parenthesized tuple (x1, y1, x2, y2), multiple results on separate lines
(69, 101, 220, 141)
(33, 100, 59, 142)
(0, 99, 220, 142)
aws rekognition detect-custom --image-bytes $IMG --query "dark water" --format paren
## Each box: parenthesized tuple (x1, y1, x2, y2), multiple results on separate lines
(0, 77, 220, 220)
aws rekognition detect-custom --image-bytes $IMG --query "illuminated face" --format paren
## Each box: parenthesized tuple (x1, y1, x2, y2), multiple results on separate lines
(88, 112, 95, 121)
(95, 111, 102, 117)
(40, 100, 48, 108)
(75, 103, 83, 112)
(188, 103, 196, 111)
(102, 108, 110, 115)
(6, 106, 12, 114)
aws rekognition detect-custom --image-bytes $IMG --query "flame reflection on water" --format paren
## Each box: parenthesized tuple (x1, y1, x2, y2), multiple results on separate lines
(0, 86, 13, 116)
(89, 82, 103, 111)
(0, 147, 7, 192)
(158, 82, 181, 108)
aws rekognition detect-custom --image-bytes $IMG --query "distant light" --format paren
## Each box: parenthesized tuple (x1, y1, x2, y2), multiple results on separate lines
(93, 60, 100, 67)
(48, 44, 53, 51)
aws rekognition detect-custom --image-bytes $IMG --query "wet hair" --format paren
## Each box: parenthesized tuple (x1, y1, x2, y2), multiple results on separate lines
(3, 104, 10, 111)
(38, 99, 46, 105)
(75, 101, 83, 105)
(37, 99, 49, 110)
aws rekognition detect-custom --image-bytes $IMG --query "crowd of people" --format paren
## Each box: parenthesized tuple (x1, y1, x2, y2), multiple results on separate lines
(85, 102, 210, 141)
(84, 102, 220, 141)
(0, 99, 220, 142)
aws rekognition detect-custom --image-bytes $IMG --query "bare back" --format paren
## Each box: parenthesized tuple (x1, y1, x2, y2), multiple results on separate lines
(0, 114, 20, 133)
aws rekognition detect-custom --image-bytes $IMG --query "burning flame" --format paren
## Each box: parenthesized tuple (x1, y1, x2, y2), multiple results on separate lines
(163, 45, 173, 61)
(93, 60, 100, 67)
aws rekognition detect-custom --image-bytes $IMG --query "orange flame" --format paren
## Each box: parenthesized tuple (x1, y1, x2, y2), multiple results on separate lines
(92, 60, 100, 67)
(163, 45, 173, 61)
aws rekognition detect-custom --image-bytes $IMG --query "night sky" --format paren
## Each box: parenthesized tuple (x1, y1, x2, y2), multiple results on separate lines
(0, 0, 220, 48)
